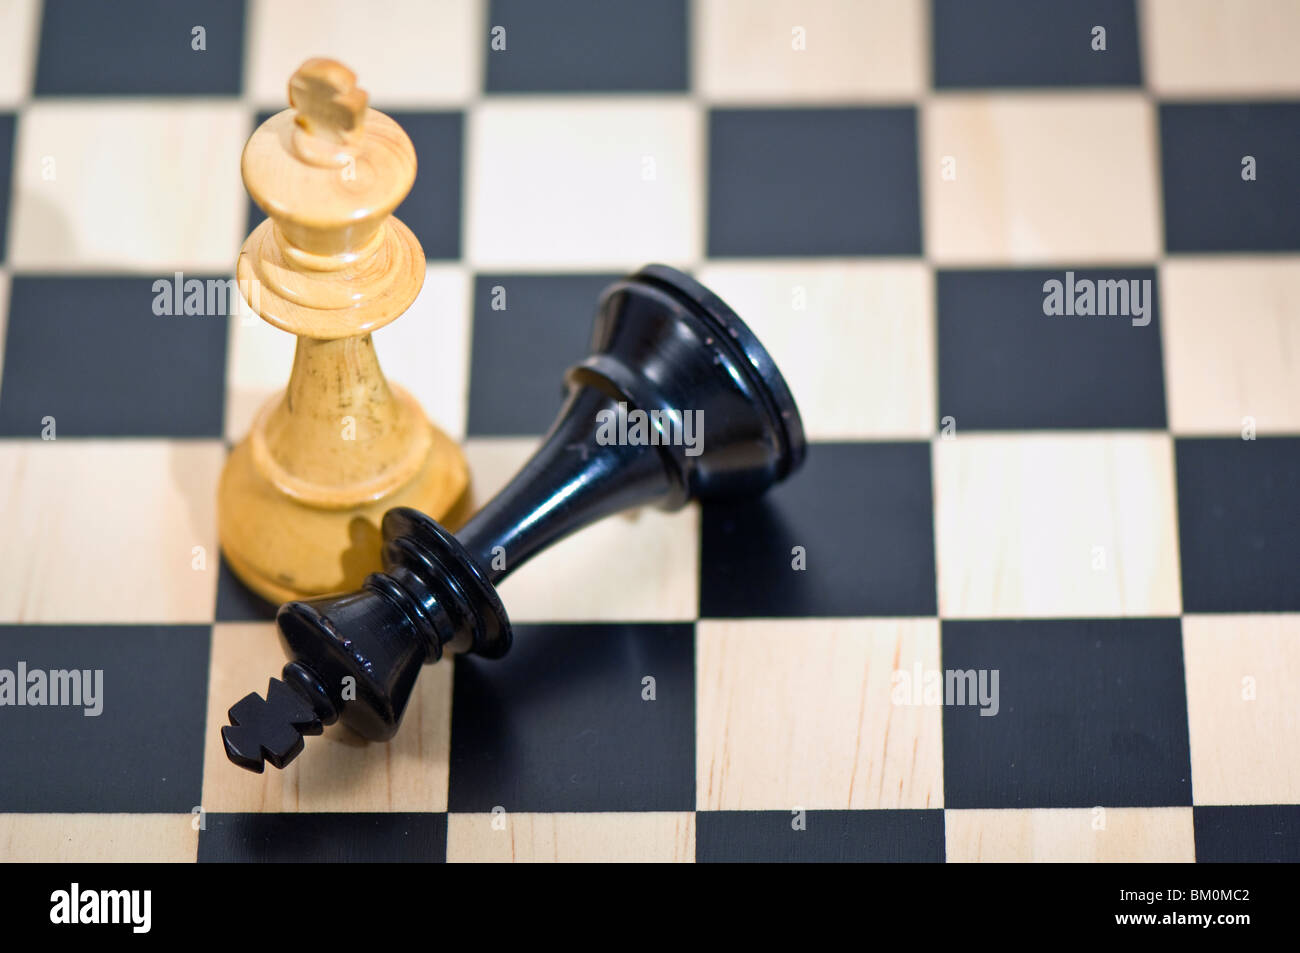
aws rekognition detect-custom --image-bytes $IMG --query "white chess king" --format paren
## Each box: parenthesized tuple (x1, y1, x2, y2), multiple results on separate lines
(218, 58, 469, 603)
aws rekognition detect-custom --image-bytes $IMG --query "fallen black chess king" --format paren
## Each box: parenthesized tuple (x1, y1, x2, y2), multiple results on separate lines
(223, 265, 806, 771)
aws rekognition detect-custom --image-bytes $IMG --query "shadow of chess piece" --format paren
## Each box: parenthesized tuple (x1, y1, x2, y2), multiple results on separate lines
(223, 265, 806, 771)
(218, 59, 468, 603)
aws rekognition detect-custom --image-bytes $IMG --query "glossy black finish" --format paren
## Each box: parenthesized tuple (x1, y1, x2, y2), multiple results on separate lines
(223, 264, 806, 772)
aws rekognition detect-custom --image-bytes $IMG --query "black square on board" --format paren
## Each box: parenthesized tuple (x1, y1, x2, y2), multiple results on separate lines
(448, 623, 695, 813)
(466, 273, 618, 436)
(198, 813, 446, 862)
(1194, 806, 1300, 863)
(933, 0, 1141, 88)
(1160, 103, 1300, 252)
(0, 625, 210, 812)
(708, 108, 921, 257)
(941, 618, 1192, 809)
(485, 0, 688, 93)
(1175, 437, 1300, 613)
(387, 112, 464, 261)
(937, 269, 1166, 430)
(696, 810, 945, 863)
(214, 556, 278, 623)
(0, 276, 227, 438)
(35, 0, 244, 96)
(700, 442, 937, 618)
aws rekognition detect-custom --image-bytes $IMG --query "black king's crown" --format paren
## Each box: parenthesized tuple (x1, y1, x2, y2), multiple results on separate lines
(222, 265, 806, 771)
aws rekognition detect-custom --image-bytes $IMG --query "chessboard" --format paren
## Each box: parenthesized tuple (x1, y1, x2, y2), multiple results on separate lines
(0, 0, 1297, 863)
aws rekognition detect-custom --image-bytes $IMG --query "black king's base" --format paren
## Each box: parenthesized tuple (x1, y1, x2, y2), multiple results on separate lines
(223, 265, 807, 772)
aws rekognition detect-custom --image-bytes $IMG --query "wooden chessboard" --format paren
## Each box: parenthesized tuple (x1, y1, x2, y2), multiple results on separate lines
(0, 0, 1297, 863)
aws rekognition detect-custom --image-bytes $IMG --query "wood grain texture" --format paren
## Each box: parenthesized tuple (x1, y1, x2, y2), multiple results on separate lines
(1143, 0, 1300, 96)
(0, 440, 222, 623)
(467, 100, 700, 269)
(1162, 257, 1300, 435)
(921, 93, 1160, 265)
(945, 808, 1195, 862)
(1183, 614, 1300, 806)
(446, 812, 695, 863)
(696, 619, 944, 811)
(0, 814, 198, 863)
(694, 0, 926, 102)
(934, 433, 1182, 618)
(246, 0, 482, 107)
(9, 101, 247, 271)
(0, 0, 39, 107)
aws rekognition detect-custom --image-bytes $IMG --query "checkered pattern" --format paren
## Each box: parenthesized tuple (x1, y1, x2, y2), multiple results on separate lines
(0, 0, 1297, 863)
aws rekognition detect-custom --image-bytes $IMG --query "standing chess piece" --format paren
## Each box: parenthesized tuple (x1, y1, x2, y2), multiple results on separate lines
(219, 59, 468, 603)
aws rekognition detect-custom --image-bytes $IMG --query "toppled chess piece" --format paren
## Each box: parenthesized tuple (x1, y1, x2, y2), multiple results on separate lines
(223, 265, 806, 772)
